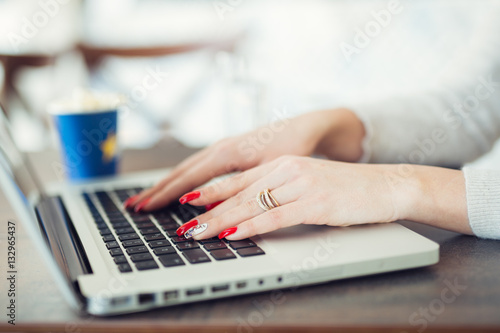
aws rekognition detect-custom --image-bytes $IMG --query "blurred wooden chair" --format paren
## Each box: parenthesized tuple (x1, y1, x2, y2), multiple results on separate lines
(0, 53, 56, 114)
(78, 35, 240, 72)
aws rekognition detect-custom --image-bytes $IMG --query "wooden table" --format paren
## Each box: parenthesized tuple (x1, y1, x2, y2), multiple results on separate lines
(1, 139, 499, 333)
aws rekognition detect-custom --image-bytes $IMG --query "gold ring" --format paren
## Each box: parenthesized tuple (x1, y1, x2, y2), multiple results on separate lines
(256, 189, 280, 211)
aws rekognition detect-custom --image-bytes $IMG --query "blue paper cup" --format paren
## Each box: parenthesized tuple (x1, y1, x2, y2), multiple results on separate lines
(49, 92, 122, 181)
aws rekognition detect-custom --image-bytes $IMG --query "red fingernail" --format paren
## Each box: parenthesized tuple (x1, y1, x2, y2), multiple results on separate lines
(124, 195, 139, 209)
(179, 191, 200, 204)
(205, 200, 223, 211)
(218, 227, 237, 239)
(176, 219, 199, 236)
(134, 198, 151, 213)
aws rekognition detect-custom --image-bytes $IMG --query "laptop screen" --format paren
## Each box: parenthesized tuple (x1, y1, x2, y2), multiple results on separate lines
(0, 103, 81, 311)
(0, 104, 44, 203)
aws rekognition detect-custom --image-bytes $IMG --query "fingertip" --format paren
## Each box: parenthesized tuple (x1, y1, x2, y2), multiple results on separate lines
(179, 191, 201, 205)
(218, 227, 238, 239)
(205, 200, 224, 211)
(124, 195, 140, 209)
(134, 198, 151, 213)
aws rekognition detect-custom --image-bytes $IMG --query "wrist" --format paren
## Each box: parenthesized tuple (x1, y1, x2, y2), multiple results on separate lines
(394, 164, 472, 235)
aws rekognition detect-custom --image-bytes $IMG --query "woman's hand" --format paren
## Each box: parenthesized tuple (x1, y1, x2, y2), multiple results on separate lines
(175, 155, 406, 240)
(125, 108, 365, 212)
(176, 155, 472, 240)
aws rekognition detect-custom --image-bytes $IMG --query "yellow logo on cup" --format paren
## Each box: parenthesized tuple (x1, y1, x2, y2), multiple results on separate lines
(100, 132, 117, 163)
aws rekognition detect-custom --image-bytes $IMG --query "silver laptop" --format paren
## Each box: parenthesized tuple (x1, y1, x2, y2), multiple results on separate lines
(0, 103, 439, 316)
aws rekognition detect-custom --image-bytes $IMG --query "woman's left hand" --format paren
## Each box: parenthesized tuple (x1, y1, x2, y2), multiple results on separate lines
(176, 155, 410, 240)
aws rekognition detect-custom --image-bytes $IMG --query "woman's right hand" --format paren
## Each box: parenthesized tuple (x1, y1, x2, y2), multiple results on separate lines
(125, 108, 365, 212)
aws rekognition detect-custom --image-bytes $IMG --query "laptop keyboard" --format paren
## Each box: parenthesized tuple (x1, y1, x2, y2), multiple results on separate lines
(82, 187, 265, 273)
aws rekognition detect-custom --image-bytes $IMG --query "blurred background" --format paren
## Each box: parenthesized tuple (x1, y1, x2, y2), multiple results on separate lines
(0, 0, 498, 153)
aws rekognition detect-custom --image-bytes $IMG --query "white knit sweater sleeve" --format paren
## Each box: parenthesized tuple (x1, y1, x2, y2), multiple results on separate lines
(350, 41, 500, 239)
(462, 167, 500, 239)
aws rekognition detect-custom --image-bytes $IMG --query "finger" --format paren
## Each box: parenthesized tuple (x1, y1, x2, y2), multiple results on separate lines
(197, 163, 290, 223)
(125, 148, 211, 208)
(185, 161, 279, 207)
(144, 150, 244, 211)
(224, 201, 309, 240)
(190, 185, 298, 240)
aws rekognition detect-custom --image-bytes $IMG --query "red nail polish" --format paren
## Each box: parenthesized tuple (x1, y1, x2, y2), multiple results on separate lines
(124, 195, 139, 209)
(134, 198, 151, 213)
(179, 191, 201, 204)
(176, 219, 199, 236)
(218, 227, 237, 239)
(205, 200, 223, 211)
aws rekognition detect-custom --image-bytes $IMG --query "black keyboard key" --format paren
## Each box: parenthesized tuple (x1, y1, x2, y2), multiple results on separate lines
(106, 211, 125, 219)
(118, 263, 133, 273)
(109, 248, 124, 256)
(191, 205, 206, 215)
(170, 236, 191, 243)
(199, 237, 221, 244)
(177, 242, 200, 251)
(160, 221, 179, 230)
(237, 247, 265, 257)
(229, 240, 257, 250)
(114, 227, 136, 235)
(148, 239, 172, 248)
(126, 246, 149, 255)
(108, 216, 129, 223)
(100, 228, 112, 236)
(204, 241, 227, 251)
(183, 249, 211, 264)
(153, 246, 177, 256)
(122, 239, 144, 248)
(128, 211, 147, 218)
(106, 241, 120, 249)
(164, 229, 178, 237)
(102, 234, 115, 242)
(96, 222, 108, 230)
(114, 189, 130, 196)
(140, 227, 160, 235)
(119, 233, 140, 241)
(114, 255, 128, 264)
(143, 233, 166, 241)
(156, 217, 177, 226)
(135, 222, 155, 229)
(158, 254, 185, 267)
(93, 216, 105, 223)
(153, 211, 173, 219)
(135, 260, 159, 271)
(211, 249, 237, 260)
(130, 253, 154, 262)
(110, 221, 130, 228)
(131, 216, 152, 223)
(171, 204, 197, 222)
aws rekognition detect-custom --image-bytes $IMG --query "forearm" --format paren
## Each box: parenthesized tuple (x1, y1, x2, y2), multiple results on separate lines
(396, 164, 472, 235)
(313, 108, 365, 162)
